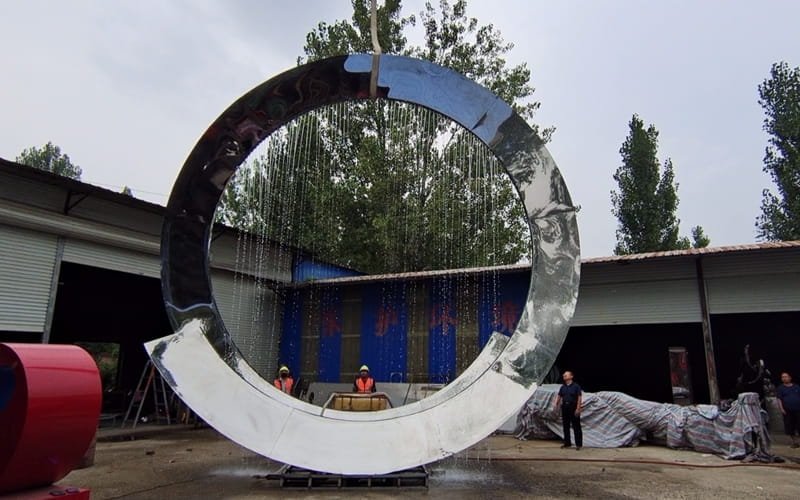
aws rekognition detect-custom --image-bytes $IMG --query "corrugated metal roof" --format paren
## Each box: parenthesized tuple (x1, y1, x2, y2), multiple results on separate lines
(285, 261, 528, 287)
(7, 157, 795, 287)
(0, 157, 310, 256)
(582, 240, 800, 264)
(0, 157, 165, 214)
(285, 240, 800, 288)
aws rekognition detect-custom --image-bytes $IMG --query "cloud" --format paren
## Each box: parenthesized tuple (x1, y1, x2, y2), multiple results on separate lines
(2, 0, 799, 257)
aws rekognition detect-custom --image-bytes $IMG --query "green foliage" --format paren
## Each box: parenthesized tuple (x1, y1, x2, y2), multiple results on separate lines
(301, 0, 413, 60)
(755, 61, 800, 241)
(218, 0, 543, 273)
(16, 141, 83, 180)
(690, 225, 710, 248)
(611, 115, 705, 255)
(219, 102, 527, 273)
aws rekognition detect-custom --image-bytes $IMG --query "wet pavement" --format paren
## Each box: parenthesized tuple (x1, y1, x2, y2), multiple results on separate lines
(62, 427, 800, 499)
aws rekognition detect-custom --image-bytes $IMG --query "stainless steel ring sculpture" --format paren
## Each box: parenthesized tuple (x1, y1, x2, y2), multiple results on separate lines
(149, 54, 580, 475)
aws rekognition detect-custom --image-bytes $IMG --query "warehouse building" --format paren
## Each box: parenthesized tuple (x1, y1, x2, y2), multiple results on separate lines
(279, 240, 800, 404)
(0, 159, 292, 399)
(1, 158, 798, 407)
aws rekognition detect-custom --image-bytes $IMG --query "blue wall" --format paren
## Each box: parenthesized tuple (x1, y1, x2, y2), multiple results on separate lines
(359, 283, 408, 382)
(279, 290, 304, 378)
(478, 273, 529, 348)
(428, 279, 458, 383)
(280, 273, 529, 383)
(293, 257, 362, 282)
(317, 288, 343, 382)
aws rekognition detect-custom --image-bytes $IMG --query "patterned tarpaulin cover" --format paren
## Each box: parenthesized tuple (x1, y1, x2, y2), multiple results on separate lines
(515, 385, 771, 460)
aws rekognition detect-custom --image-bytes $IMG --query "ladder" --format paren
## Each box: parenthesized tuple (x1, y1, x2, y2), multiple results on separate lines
(121, 359, 172, 429)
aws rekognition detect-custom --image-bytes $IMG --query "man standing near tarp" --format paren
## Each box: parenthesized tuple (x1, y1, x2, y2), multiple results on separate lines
(554, 371, 583, 450)
(777, 371, 800, 448)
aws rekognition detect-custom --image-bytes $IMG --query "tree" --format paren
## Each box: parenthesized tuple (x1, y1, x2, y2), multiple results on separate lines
(611, 115, 708, 254)
(121, 186, 134, 196)
(755, 61, 800, 241)
(218, 0, 545, 273)
(16, 142, 82, 180)
(690, 225, 710, 249)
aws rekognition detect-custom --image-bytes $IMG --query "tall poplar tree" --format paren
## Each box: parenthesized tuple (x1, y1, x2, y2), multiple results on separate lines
(611, 115, 708, 255)
(755, 61, 800, 241)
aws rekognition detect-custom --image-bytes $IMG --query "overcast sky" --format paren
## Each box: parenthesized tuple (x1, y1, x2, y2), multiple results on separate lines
(2, 0, 798, 258)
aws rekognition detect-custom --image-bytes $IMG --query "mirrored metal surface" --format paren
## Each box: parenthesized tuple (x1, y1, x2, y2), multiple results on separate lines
(150, 54, 580, 474)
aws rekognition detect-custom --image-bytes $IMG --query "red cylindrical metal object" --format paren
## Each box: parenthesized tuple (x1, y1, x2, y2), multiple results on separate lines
(0, 343, 101, 494)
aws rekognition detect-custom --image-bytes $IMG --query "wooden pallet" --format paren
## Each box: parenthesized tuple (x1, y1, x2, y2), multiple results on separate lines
(265, 465, 428, 489)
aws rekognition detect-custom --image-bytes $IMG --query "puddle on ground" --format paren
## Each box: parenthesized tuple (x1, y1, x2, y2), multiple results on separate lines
(429, 460, 511, 487)
(209, 466, 275, 478)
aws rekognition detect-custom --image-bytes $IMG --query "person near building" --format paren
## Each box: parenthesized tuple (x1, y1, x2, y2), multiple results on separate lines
(353, 364, 377, 393)
(273, 365, 294, 395)
(554, 370, 583, 450)
(777, 371, 800, 448)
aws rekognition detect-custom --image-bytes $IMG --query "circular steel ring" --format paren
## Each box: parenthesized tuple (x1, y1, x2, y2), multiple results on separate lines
(150, 54, 580, 474)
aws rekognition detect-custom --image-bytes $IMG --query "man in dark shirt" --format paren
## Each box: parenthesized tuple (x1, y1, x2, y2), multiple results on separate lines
(777, 371, 800, 448)
(554, 370, 583, 450)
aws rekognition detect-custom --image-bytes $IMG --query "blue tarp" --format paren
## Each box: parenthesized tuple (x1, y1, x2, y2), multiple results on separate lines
(317, 288, 343, 383)
(293, 258, 361, 282)
(279, 290, 304, 378)
(478, 273, 529, 348)
(428, 279, 457, 384)
(360, 283, 408, 382)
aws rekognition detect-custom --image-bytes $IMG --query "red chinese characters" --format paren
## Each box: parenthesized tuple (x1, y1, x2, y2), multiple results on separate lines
(375, 305, 399, 337)
(429, 303, 458, 334)
(492, 300, 521, 335)
(320, 307, 341, 337)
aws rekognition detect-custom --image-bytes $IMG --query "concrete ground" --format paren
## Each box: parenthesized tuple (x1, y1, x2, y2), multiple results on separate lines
(62, 426, 800, 499)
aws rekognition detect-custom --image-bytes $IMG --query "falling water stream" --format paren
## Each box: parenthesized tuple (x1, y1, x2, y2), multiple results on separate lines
(210, 100, 531, 415)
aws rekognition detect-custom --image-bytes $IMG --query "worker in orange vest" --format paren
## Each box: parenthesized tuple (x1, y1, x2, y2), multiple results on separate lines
(273, 365, 294, 395)
(353, 365, 377, 393)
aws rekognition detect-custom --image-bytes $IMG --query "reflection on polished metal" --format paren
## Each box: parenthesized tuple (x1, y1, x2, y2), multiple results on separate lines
(0, 343, 102, 494)
(148, 54, 580, 475)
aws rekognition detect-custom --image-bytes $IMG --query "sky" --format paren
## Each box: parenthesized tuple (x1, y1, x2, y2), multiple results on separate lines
(2, 0, 799, 258)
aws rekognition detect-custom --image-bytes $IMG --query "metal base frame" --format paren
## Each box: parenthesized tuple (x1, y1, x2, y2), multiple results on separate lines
(266, 465, 428, 489)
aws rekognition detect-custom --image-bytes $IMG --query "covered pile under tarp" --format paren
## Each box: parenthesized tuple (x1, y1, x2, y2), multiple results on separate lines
(514, 385, 772, 460)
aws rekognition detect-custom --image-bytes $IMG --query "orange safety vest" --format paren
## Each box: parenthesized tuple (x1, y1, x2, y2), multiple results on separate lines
(355, 376, 375, 393)
(274, 377, 294, 394)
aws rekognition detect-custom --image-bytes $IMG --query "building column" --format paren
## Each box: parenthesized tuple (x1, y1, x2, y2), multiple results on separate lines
(42, 237, 65, 344)
(696, 257, 720, 404)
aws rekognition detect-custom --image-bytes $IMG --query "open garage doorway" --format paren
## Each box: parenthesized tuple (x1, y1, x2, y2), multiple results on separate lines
(555, 323, 710, 404)
(711, 311, 800, 400)
(49, 262, 172, 415)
